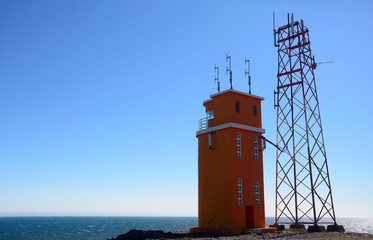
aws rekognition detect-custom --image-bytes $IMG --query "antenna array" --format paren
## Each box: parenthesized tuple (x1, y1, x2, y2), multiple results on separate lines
(213, 55, 254, 94)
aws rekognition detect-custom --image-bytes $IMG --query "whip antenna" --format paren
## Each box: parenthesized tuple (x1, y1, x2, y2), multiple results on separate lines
(245, 58, 251, 94)
(214, 65, 220, 92)
(226, 53, 233, 89)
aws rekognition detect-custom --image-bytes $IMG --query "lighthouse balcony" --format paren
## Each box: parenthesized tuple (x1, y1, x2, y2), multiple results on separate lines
(198, 117, 214, 130)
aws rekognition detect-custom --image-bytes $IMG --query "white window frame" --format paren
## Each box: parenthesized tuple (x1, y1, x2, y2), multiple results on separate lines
(237, 178, 243, 206)
(236, 132, 241, 158)
(255, 180, 260, 206)
(254, 136, 258, 160)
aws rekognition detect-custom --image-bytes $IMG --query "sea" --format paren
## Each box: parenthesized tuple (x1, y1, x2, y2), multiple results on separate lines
(0, 216, 372, 240)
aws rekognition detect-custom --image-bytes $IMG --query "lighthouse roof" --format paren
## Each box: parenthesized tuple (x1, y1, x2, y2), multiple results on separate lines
(203, 89, 264, 105)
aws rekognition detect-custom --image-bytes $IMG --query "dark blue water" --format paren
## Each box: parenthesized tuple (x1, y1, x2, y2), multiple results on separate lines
(0, 216, 372, 240)
(0, 217, 197, 240)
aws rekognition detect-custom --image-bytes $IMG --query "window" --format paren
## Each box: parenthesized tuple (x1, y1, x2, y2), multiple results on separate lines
(235, 101, 240, 113)
(255, 180, 260, 206)
(237, 178, 243, 206)
(254, 136, 258, 160)
(207, 110, 214, 120)
(236, 132, 241, 158)
(252, 105, 257, 116)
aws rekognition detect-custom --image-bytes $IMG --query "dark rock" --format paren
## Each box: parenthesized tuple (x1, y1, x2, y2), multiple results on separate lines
(109, 229, 222, 240)
(111, 229, 166, 240)
(269, 224, 285, 230)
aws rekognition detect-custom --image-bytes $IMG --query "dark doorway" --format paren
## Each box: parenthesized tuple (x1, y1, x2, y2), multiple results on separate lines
(245, 205, 254, 228)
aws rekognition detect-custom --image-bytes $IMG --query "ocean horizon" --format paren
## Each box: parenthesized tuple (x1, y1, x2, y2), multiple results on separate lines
(0, 216, 372, 240)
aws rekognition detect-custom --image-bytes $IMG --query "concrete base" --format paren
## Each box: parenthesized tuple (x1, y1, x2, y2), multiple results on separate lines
(290, 224, 306, 230)
(269, 224, 285, 230)
(261, 227, 278, 233)
(248, 227, 278, 235)
(307, 225, 326, 232)
(327, 224, 345, 232)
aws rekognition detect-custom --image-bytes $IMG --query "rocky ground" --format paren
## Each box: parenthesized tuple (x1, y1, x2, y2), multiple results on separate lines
(110, 229, 373, 240)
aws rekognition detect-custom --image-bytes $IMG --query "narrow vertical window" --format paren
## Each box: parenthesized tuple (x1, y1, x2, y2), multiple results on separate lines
(235, 101, 240, 113)
(255, 180, 260, 206)
(236, 132, 241, 158)
(252, 105, 257, 116)
(254, 136, 258, 160)
(237, 178, 243, 206)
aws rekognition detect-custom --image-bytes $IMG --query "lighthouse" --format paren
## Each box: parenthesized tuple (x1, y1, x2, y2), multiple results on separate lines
(191, 88, 266, 234)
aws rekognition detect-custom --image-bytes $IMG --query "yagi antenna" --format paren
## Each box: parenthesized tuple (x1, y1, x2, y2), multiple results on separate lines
(226, 53, 233, 89)
(311, 55, 334, 69)
(214, 65, 220, 92)
(245, 58, 251, 94)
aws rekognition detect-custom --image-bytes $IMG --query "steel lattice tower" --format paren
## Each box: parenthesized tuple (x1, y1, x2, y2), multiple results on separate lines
(272, 15, 344, 232)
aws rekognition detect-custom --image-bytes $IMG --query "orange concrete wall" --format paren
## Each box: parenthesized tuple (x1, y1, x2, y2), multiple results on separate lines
(230, 129, 265, 229)
(198, 130, 233, 228)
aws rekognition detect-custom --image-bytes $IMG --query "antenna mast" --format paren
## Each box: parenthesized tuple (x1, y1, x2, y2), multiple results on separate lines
(214, 65, 220, 92)
(226, 53, 233, 89)
(245, 58, 251, 94)
(272, 14, 344, 232)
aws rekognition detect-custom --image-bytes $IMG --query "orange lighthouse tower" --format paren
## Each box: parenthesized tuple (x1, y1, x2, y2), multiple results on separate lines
(192, 88, 266, 234)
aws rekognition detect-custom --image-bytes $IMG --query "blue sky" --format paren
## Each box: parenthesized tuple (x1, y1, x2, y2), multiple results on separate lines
(0, 1, 372, 218)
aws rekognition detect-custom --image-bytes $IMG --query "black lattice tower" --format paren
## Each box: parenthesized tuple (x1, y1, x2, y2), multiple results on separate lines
(272, 15, 343, 231)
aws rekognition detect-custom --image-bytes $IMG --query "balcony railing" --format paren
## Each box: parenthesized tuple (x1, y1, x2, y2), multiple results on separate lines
(198, 117, 214, 130)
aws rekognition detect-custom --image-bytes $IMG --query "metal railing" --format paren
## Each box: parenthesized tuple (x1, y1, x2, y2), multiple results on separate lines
(198, 117, 213, 130)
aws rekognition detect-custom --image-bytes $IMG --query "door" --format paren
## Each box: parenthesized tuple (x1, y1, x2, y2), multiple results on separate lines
(245, 205, 254, 229)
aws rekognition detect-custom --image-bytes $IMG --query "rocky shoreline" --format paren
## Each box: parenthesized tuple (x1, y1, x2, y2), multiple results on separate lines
(109, 229, 373, 240)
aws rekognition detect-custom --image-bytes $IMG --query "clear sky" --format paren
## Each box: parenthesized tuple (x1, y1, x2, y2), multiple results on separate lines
(0, 1, 372, 219)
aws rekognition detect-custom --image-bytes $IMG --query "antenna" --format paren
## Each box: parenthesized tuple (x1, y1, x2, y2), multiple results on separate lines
(245, 58, 252, 94)
(290, 13, 295, 35)
(287, 13, 295, 35)
(226, 53, 233, 89)
(312, 61, 334, 69)
(273, 12, 279, 47)
(214, 65, 220, 92)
